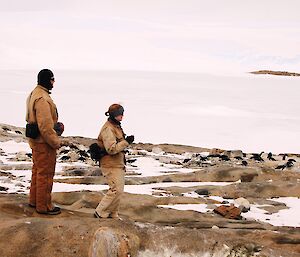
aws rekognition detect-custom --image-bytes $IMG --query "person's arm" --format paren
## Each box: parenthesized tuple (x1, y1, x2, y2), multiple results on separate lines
(101, 127, 129, 155)
(35, 98, 61, 149)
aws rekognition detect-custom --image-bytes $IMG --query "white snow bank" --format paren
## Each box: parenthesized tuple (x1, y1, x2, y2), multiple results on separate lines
(159, 196, 300, 227)
(158, 204, 209, 213)
(242, 197, 300, 227)
(51, 181, 233, 195)
(0, 140, 30, 153)
(128, 156, 195, 177)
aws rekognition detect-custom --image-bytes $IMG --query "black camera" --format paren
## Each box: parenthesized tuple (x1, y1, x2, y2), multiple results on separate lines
(25, 123, 39, 139)
(89, 143, 108, 161)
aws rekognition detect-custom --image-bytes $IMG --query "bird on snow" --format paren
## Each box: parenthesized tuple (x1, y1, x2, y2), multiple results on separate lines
(127, 158, 137, 164)
(199, 156, 208, 161)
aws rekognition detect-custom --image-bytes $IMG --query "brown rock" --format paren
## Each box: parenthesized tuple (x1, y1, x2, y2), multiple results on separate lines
(241, 173, 258, 182)
(214, 204, 242, 220)
(89, 227, 140, 257)
(209, 148, 224, 155)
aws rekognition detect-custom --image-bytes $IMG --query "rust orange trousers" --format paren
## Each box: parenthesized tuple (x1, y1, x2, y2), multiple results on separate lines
(29, 143, 57, 212)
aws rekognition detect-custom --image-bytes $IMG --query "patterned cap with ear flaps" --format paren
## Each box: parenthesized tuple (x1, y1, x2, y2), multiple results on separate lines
(105, 104, 124, 117)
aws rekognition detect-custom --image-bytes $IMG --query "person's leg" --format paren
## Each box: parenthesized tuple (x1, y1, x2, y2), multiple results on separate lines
(29, 149, 37, 206)
(108, 167, 125, 218)
(95, 167, 124, 217)
(34, 144, 57, 212)
(46, 146, 56, 211)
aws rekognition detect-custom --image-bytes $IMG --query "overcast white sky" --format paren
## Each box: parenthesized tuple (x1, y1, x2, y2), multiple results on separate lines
(1, 0, 300, 73)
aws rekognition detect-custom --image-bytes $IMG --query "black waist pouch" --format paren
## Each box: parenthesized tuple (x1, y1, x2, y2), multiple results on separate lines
(25, 123, 40, 139)
(89, 143, 108, 161)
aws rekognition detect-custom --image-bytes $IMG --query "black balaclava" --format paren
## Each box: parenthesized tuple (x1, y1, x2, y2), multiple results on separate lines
(37, 69, 54, 92)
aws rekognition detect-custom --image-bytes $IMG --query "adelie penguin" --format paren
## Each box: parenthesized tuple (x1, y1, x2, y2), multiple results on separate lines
(127, 158, 137, 164)
(207, 154, 221, 158)
(234, 156, 243, 160)
(60, 155, 71, 161)
(77, 150, 89, 158)
(242, 160, 248, 166)
(275, 164, 286, 170)
(286, 160, 294, 168)
(250, 152, 264, 162)
(183, 158, 191, 163)
(267, 152, 276, 161)
(199, 156, 208, 161)
(78, 156, 86, 162)
(26, 153, 32, 157)
(60, 149, 70, 155)
(219, 155, 230, 161)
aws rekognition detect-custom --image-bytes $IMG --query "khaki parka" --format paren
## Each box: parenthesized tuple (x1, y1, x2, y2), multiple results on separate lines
(26, 85, 61, 150)
(97, 120, 129, 168)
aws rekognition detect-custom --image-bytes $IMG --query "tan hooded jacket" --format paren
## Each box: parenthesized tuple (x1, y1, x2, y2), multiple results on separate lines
(26, 85, 61, 150)
(97, 120, 129, 168)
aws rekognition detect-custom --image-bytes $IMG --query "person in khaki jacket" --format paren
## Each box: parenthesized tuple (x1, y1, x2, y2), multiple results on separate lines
(26, 69, 66, 215)
(94, 104, 134, 219)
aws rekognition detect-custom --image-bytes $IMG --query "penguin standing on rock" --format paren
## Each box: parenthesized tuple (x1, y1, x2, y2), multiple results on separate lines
(275, 164, 286, 170)
(250, 152, 264, 162)
(275, 160, 294, 170)
(242, 160, 248, 166)
(234, 156, 243, 160)
(199, 156, 208, 161)
(286, 160, 294, 168)
(219, 155, 230, 161)
(267, 152, 276, 161)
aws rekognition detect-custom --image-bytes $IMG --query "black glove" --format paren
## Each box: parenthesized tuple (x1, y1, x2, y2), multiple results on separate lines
(54, 122, 64, 136)
(125, 135, 134, 144)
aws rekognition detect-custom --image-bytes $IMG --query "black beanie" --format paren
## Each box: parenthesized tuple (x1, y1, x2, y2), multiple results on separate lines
(37, 69, 54, 91)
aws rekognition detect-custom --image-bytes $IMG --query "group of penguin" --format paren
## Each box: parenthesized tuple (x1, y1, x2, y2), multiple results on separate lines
(58, 145, 297, 171)
(251, 152, 296, 170)
(186, 151, 297, 170)
(59, 144, 90, 162)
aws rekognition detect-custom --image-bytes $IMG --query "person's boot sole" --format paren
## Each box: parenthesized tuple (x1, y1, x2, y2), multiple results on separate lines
(94, 212, 109, 219)
(36, 209, 61, 215)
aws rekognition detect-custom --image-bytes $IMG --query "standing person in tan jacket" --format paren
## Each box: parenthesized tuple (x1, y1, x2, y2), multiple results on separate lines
(26, 69, 66, 215)
(94, 104, 134, 219)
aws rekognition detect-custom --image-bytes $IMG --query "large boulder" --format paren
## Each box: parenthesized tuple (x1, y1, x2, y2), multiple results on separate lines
(89, 227, 140, 257)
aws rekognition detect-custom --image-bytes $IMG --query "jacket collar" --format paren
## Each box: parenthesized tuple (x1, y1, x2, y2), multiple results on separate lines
(108, 117, 121, 127)
(36, 85, 50, 94)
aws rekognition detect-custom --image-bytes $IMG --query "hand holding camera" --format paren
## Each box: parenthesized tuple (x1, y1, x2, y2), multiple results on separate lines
(125, 135, 134, 144)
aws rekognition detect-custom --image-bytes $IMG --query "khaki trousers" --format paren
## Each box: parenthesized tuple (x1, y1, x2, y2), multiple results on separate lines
(29, 143, 57, 212)
(96, 167, 125, 217)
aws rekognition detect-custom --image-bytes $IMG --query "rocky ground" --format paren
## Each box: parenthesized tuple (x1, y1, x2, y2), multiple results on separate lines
(0, 123, 299, 257)
(250, 70, 300, 77)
